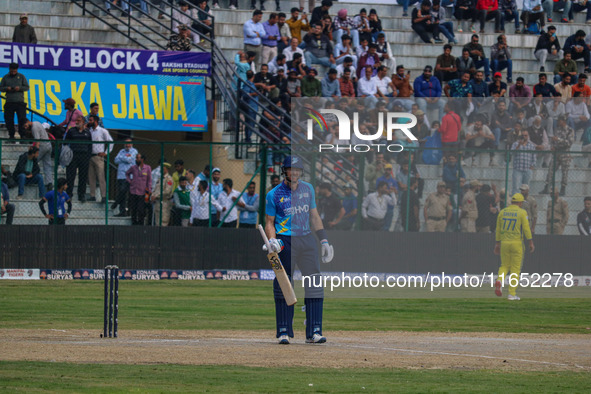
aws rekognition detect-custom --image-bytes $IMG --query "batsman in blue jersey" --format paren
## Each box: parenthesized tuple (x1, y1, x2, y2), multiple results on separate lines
(264, 156, 334, 344)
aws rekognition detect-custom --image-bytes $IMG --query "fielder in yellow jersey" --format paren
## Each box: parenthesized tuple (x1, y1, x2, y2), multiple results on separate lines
(494, 193, 535, 300)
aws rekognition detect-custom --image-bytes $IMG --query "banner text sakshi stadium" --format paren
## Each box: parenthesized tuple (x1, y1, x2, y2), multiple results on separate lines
(0, 42, 211, 132)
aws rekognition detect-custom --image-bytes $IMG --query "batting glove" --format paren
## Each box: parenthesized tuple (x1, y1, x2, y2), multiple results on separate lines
(320, 240, 334, 263)
(262, 238, 284, 253)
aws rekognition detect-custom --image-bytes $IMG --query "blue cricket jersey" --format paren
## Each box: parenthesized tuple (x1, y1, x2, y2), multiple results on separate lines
(266, 181, 316, 236)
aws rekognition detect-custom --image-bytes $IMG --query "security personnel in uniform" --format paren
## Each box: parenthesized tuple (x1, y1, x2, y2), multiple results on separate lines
(494, 193, 535, 301)
(520, 184, 537, 233)
(460, 179, 480, 232)
(151, 162, 174, 226)
(546, 190, 569, 234)
(424, 181, 452, 232)
(577, 197, 591, 235)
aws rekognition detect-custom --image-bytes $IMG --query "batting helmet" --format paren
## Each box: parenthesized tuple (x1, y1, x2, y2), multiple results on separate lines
(282, 156, 304, 170)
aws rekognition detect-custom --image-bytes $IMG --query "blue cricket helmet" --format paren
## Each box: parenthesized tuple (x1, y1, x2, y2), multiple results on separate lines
(282, 156, 304, 170)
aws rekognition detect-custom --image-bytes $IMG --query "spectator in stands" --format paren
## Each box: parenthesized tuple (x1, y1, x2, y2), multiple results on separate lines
(499, 0, 521, 32)
(398, 0, 420, 17)
(243, 10, 267, 68)
(475, 184, 498, 233)
(310, 0, 333, 26)
(445, 71, 474, 97)
(173, 176, 192, 227)
(333, 9, 360, 50)
(464, 34, 491, 82)
(414, 65, 445, 120)
(113, 139, 137, 217)
(65, 116, 92, 203)
(356, 37, 369, 58)
(521, 0, 546, 32)
(398, 177, 420, 232)
(151, 162, 174, 226)
(490, 100, 514, 145)
(413, 110, 432, 146)
(190, 180, 210, 227)
(12, 13, 37, 44)
(261, 13, 280, 66)
(465, 116, 497, 166)
(173, 2, 193, 33)
(321, 68, 341, 98)
(336, 56, 356, 80)
(317, 183, 345, 229)
(276, 12, 291, 53)
(432, 0, 457, 44)
(573, 73, 591, 102)
(554, 75, 573, 100)
(334, 34, 358, 68)
(286, 52, 307, 79)
(490, 34, 512, 83)
(39, 178, 71, 225)
(469, 71, 489, 98)
(533, 73, 558, 97)
(283, 38, 306, 64)
(566, 92, 591, 130)
(0, 63, 29, 143)
(375, 33, 395, 72)
(373, 65, 395, 97)
(489, 72, 507, 96)
(268, 54, 288, 75)
(59, 98, 84, 134)
(519, 184, 537, 232)
(392, 66, 414, 104)
(412, 0, 440, 44)
(251, 0, 280, 12)
(368, 9, 384, 41)
(254, 64, 278, 98)
(546, 190, 568, 234)
(397, 162, 425, 198)
(568, 0, 591, 23)
(442, 155, 466, 191)
(454, 0, 477, 32)
(577, 197, 591, 234)
(85, 103, 105, 128)
(435, 45, 458, 83)
(542, 0, 570, 23)
(336, 183, 357, 230)
(301, 68, 322, 97)
(528, 115, 550, 168)
(460, 179, 479, 232)
(564, 30, 591, 73)
(208, 168, 223, 226)
(285, 68, 302, 99)
(339, 68, 355, 97)
(1, 181, 15, 225)
(23, 120, 53, 192)
(547, 94, 567, 131)
(214, 178, 240, 228)
(303, 24, 335, 71)
(509, 77, 532, 111)
(241, 70, 259, 143)
(354, 9, 373, 44)
(87, 115, 113, 204)
(236, 182, 258, 228)
(234, 51, 255, 86)
(13, 146, 45, 200)
(541, 114, 574, 196)
(358, 65, 380, 108)
(553, 51, 578, 84)
(126, 153, 151, 225)
(475, 0, 501, 33)
(357, 43, 381, 79)
(534, 25, 562, 73)
(362, 181, 395, 230)
(456, 49, 476, 78)
(286, 8, 309, 43)
(172, 159, 187, 192)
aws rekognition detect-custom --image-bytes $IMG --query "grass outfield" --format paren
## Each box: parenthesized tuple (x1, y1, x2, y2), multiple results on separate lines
(1, 280, 590, 333)
(1, 361, 590, 393)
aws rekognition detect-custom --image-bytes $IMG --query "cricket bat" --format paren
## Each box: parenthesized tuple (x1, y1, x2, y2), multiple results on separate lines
(258, 224, 297, 306)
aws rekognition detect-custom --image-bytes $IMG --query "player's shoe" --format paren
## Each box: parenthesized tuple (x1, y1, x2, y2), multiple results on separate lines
(278, 335, 290, 344)
(306, 333, 327, 344)
(494, 280, 502, 297)
(508, 295, 520, 301)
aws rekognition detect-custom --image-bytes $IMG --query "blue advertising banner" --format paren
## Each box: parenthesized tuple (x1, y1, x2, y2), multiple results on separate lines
(16, 69, 207, 132)
(0, 42, 211, 76)
(0, 42, 211, 132)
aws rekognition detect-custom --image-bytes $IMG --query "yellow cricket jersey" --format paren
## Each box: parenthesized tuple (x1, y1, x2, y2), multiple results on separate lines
(495, 204, 532, 243)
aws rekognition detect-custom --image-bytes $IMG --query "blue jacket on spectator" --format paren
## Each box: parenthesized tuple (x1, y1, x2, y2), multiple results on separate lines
(413, 75, 442, 98)
(321, 74, 341, 98)
(114, 147, 138, 180)
(443, 162, 466, 190)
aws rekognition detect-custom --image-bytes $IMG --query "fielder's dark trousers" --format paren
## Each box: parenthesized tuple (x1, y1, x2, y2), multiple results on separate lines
(129, 194, 146, 225)
(115, 179, 129, 214)
(3, 102, 27, 139)
(2, 203, 15, 224)
(412, 23, 440, 43)
(477, 10, 501, 31)
(66, 152, 90, 199)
